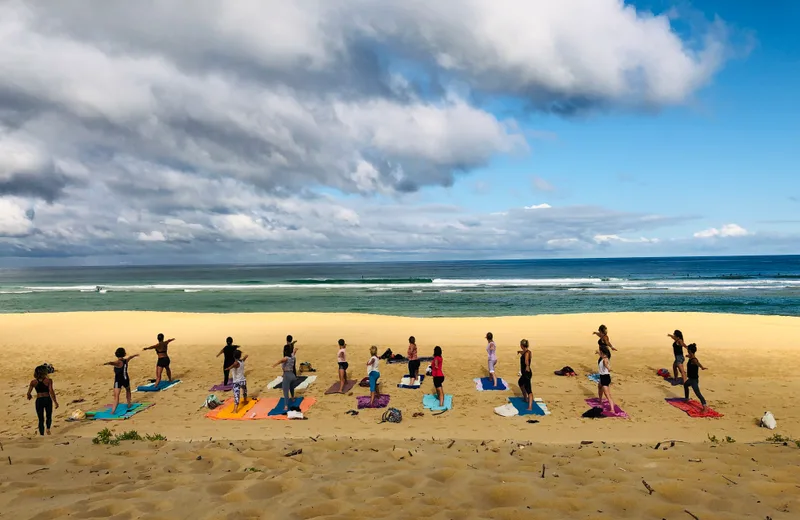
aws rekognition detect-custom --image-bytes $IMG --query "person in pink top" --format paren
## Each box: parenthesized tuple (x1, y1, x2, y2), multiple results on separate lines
(431, 346, 445, 407)
(407, 336, 420, 385)
(486, 332, 498, 388)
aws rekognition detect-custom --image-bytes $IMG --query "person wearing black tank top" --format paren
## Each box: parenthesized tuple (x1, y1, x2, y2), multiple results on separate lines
(517, 339, 533, 411)
(593, 325, 617, 356)
(668, 330, 688, 383)
(683, 344, 708, 412)
(104, 348, 139, 415)
(27, 365, 59, 435)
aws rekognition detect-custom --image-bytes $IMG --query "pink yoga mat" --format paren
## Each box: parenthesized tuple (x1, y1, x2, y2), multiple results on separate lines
(585, 398, 628, 418)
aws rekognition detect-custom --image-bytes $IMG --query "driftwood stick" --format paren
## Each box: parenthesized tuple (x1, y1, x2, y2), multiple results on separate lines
(27, 468, 49, 475)
(541, 464, 546, 478)
(722, 476, 738, 485)
(642, 480, 655, 495)
(284, 449, 302, 457)
(684, 509, 700, 520)
(447, 440, 455, 449)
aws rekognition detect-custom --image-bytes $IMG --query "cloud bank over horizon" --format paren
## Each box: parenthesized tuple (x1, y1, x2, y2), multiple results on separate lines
(1, 0, 777, 265)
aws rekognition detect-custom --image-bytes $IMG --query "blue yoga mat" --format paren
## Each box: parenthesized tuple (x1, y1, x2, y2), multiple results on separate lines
(90, 403, 151, 420)
(137, 379, 181, 392)
(268, 397, 305, 416)
(422, 394, 452, 411)
(508, 397, 545, 416)
(478, 377, 508, 390)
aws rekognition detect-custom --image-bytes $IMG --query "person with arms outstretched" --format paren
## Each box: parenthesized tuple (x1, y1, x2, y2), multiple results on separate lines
(103, 348, 138, 414)
(143, 333, 174, 387)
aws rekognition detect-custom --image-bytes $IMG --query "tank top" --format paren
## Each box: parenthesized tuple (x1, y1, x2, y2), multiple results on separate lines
(114, 359, 129, 380)
(282, 355, 296, 373)
(35, 378, 49, 393)
(487, 341, 497, 361)
(598, 358, 610, 375)
(367, 356, 380, 375)
(687, 359, 699, 379)
(520, 351, 529, 373)
(230, 359, 246, 383)
(673, 341, 683, 357)
(431, 356, 444, 377)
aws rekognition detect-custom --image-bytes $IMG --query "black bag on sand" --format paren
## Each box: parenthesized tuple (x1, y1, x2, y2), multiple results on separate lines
(380, 349, 393, 360)
(582, 407, 604, 419)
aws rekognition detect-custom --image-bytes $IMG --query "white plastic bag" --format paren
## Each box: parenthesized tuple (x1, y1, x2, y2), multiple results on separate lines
(287, 410, 304, 420)
(760, 411, 777, 430)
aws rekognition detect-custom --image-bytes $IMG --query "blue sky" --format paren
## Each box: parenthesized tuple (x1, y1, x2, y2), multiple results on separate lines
(0, 0, 798, 265)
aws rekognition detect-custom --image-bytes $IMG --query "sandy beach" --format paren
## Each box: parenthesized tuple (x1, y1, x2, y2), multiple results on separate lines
(2, 311, 800, 518)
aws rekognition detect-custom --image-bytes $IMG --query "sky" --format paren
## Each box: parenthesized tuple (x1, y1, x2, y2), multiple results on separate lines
(0, 0, 798, 266)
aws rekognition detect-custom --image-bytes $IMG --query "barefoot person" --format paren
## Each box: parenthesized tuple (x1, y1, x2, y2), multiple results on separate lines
(216, 337, 239, 386)
(285, 335, 298, 376)
(103, 348, 139, 414)
(593, 325, 617, 355)
(668, 330, 687, 383)
(517, 339, 533, 411)
(407, 336, 420, 385)
(226, 350, 249, 413)
(273, 343, 298, 411)
(143, 333, 174, 387)
(596, 345, 616, 413)
(26, 366, 58, 436)
(486, 332, 498, 388)
(336, 339, 348, 393)
(431, 346, 445, 407)
(684, 344, 709, 413)
(366, 346, 381, 407)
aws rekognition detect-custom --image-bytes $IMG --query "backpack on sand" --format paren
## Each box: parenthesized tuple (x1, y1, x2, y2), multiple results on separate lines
(380, 408, 402, 424)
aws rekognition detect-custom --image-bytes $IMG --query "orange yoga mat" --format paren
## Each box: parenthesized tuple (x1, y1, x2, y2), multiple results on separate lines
(205, 397, 317, 420)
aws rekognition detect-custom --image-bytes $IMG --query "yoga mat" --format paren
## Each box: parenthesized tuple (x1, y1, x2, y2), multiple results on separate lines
(272, 375, 308, 389)
(666, 398, 723, 418)
(397, 375, 425, 389)
(387, 356, 434, 365)
(136, 379, 182, 392)
(270, 375, 317, 391)
(507, 397, 546, 416)
(660, 376, 684, 387)
(209, 383, 233, 392)
(268, 397, 306, 416)
(89, 402, 152, 420)
(422, 394, 453, 411)
(357, 394, 390, 409)
(587, 373, 601, 384)
(206, 398, 259, 420)
(268, 397, 316, 420)
(474, 377, 508, 391)
(324, 380, 357, 394)
(585, 398, 628, 418)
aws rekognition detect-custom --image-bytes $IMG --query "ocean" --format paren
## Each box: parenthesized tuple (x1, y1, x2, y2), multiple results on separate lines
(1, 256, 799, 317)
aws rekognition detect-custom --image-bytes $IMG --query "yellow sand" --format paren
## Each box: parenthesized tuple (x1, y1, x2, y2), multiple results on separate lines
(2, 312, 800, 519)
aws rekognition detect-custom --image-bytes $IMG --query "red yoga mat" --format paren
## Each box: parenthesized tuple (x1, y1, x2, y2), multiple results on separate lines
(666, 398, 723, 418)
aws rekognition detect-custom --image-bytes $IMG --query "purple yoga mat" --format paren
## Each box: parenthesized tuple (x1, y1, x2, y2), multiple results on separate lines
(209, 383, 234, 392)
(585, 398, 628, 418)
(357, 394, 390, 409)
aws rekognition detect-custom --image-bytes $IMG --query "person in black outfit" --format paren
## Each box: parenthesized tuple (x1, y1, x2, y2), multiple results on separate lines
(103, 348, 139, 414)
(26, 365, 59, 435)
(684, 344, 709, 412)
(285, 335, 298, 376)
(216, 337, 240, 385)
(517, 339, 533, 411)
(667, 330, 688, 383)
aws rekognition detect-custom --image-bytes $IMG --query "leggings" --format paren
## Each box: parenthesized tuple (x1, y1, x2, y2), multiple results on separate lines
(518, 372, 532, 395)
(233, 381, 247, 405)
(684, 378, 706, 405)
(36, 397, 53, 435)
(223, 369, 230, 386)
(282, 371, 297, 403)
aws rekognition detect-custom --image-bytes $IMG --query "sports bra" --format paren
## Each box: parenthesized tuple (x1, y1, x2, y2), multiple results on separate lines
(35, 378, 49, 393)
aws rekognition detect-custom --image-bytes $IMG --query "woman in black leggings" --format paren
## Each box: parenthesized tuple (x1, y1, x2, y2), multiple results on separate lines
(517, 339, 533, 411)
(26, 366, 59, 436)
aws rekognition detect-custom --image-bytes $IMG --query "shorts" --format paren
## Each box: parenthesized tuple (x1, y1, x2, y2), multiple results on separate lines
(599, 374, 611, 387)
(674, 354, 685, 365)
(157, 357, 171, 368)
(488, 359, 496, 374)
(408, 359, 420, 375)
(433, 376, 445, 388)
(369, 371, 380, 392)
(114, 378, 130, 390)
(338, 362, 349, 371)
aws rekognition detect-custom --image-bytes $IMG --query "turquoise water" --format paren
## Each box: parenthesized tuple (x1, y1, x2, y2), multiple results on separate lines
(1, 256, 799, 316)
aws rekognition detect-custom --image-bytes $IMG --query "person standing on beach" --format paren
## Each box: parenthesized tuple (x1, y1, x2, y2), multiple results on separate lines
(517, 339, 533, 411)
(26, 365, 58, 436)
(407, 336, 420, 385)
(103, 348, 139, 414)
(337, 339, 348, 393)
(226, 350, 249, 413)
(366, 346, 381, 407)
(486, 332, 498, 387)
(285, 335, 298, 376)
(667, 330, 688, 383)
(593, 325, 617, 355)
(273, 343, 298, 411)
(143, 333, 174, 387)
(596, 345, 616, 412)
(684, 344, 709, 413)
(431, 346, 445, 407)
(216, 337, 239, 386)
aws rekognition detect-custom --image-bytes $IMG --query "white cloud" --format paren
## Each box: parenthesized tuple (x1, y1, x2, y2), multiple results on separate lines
(137, 231, 166, 242)
(0, 198, 34, 237)
(693, 224, 750, 239)
(594, 234, 659, 244)
(524, 203, 552, 210)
